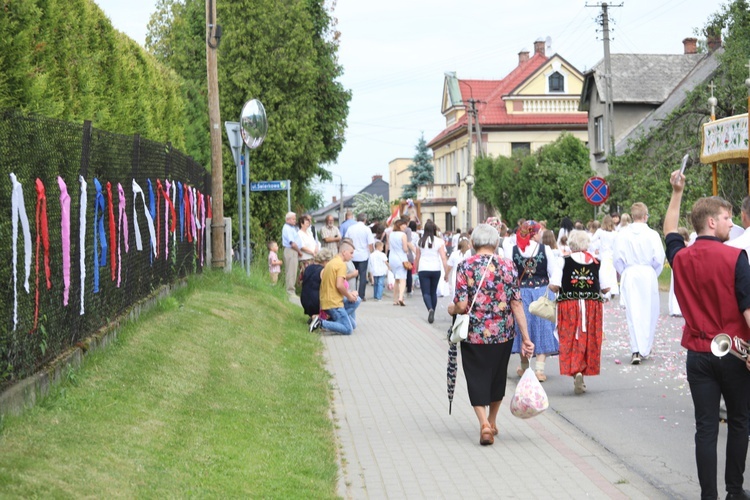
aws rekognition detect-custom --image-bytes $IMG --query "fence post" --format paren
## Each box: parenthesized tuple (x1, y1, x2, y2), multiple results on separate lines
(80, 120, 92, 178)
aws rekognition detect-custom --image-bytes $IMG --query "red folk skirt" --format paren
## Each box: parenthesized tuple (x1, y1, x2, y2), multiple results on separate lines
(557, 299, 603, 376)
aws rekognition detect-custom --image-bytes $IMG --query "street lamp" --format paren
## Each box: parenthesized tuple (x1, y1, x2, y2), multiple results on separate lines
(450, 205, 458, 232)
(464, 174, 475, 229)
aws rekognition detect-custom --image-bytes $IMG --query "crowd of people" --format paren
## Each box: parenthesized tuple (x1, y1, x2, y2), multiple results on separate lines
(272, 189, 750, 497)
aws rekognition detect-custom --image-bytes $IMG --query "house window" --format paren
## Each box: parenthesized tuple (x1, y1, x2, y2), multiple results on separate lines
(548, 71, 564, 92)
(511, 142, 531, 156)
(594, 116, 604, 153)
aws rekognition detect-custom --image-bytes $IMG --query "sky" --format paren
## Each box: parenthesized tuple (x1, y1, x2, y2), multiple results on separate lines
(96, 0, 723, 206)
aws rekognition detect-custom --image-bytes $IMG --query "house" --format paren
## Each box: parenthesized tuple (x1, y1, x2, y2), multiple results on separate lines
(309, 175, 389, 231)
(388, 158, 413, 202)
(427, 39, 589, 229)
(579, 37, 723, 174)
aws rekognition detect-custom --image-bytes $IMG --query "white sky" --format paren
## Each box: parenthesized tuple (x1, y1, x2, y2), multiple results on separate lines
(96, 0, 722, 206)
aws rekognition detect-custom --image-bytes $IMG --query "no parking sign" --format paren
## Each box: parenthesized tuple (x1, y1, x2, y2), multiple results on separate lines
(583, 177, 609, 206)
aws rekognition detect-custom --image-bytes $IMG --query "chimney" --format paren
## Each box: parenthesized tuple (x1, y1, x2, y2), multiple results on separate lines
(682, 37, 697, 55)
(332, 196, 337, 203)
(707, 34, 722, 52)
(518, 49, 529, 65)
(371, 174, 382, 182)
(533, 39, 545, 57)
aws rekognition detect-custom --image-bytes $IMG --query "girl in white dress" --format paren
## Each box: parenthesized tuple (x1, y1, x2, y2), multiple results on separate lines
(591, 215, 619, 299)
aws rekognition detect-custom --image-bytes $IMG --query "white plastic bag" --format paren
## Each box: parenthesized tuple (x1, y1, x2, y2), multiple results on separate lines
(437, 278, 450, 298)
(510, 367, 549, 419)
(387, 270, 395, 290)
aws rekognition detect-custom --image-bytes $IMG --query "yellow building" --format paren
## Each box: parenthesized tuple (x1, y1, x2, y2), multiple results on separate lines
(427, 39, 589, 229)
(388, 158, 413, 204)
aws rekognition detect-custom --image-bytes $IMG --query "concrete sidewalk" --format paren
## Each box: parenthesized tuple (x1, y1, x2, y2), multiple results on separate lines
(317, 289, 667, 499)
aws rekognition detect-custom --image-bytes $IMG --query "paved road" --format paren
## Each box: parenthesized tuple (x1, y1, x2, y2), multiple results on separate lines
(312, 285, 730, 499)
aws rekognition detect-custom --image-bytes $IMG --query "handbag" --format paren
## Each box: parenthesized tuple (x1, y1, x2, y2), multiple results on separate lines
(449, 255, 493, 344)
(403, 261, 413, 271)
(510, 367, 549, 419)
(529, 288, 555, 322)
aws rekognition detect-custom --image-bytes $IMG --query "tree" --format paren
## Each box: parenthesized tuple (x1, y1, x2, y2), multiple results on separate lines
(473, 133, 594, 227)
(353, 193, 390, 222)
(146, 0, 350, 247)
(402, 134, 434, 199)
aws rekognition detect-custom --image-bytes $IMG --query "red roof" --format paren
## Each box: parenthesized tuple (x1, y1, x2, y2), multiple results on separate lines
(428, 53, 588, 148)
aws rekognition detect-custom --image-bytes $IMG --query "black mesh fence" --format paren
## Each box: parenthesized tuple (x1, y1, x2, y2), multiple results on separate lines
(0, 109, 211, 387)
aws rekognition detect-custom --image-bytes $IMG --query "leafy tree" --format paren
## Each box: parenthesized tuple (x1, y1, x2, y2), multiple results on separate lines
(353, 193, 390, 222)
(608, 0, 750, 230)
(402, 134, 433, 199)
(473, 133, 594, 227)
(147, 0, 350, 247)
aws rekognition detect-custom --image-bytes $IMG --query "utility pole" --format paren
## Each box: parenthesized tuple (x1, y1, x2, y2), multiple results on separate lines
(466, 99, 473, 229)
(588, 2, 621, 159)
(206, 0, 225, 268)
(468, 98, 482, 158)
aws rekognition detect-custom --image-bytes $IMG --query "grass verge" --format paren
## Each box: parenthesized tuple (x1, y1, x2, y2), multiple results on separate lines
(0, 267, 337, 498)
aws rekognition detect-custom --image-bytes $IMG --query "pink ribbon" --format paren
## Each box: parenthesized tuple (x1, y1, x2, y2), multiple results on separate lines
(58, 177, 71, 306)
(117, 183, 129, 288)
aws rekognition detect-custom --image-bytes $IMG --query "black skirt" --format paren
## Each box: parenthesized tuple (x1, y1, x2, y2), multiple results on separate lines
(461, 341, 513, 406)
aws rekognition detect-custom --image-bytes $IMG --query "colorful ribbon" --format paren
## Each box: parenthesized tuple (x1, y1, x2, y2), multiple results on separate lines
(93, 178, 107, 293)
(147, 179, 156, 262)
(106, 182, 116, 281)
(132, 179, 156, 257)
(79, 176, 87, 315)
(10, 173, 32, 330)
(117, 183, 129, 287)
(58, 176, 71, 306)
(33, 178, 51, 333)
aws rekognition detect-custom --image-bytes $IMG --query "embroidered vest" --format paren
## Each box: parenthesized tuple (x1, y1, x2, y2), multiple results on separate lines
(558, 256, 603, 302)
(513, 243, 548, 288)
(673, 238, 750, 351)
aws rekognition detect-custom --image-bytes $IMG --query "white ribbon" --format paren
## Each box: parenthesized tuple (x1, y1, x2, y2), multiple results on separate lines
(132, 179, 156, 257)
(79, 176, 87, 315)
(10, 173, 32, 330)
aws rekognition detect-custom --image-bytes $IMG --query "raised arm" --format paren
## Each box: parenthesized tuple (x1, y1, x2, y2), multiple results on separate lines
(664, 169, 686, 235)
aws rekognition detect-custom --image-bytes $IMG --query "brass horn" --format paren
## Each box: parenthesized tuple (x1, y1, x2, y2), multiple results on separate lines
(710, 333, 750, 360)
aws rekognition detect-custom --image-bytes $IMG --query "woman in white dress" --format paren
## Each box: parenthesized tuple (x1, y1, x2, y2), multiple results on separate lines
(590, 215, 618, 299)
(387, 219, 410, 306)
(445, 238, 472, 299)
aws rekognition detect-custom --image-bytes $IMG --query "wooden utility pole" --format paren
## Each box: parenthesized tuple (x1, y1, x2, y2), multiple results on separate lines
(206, 0, 225, 268)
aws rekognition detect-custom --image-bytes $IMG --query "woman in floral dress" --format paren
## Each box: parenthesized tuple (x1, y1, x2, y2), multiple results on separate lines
(449, 224, 534, 446)
(549, 230, 611, 395)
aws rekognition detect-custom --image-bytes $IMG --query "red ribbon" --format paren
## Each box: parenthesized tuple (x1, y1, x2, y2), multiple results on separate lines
(33, 178, 51, 333)
(183, 185, 193, 243)
(106, 182, 117, 281)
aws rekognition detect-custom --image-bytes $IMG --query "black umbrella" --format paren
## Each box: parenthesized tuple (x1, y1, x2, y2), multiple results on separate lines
(447, 336, 458, 415)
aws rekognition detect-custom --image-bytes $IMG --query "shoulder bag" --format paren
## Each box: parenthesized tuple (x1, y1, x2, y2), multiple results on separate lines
(450, 255, 493, 344)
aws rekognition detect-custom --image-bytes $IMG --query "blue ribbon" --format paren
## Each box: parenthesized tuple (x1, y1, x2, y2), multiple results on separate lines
(147, 179, 155, 264)
(93, 178, 107, 293)
(177, 182, 184, 242)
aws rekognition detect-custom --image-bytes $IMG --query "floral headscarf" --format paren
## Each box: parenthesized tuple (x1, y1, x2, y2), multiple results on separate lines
(516, 220, 541, 252)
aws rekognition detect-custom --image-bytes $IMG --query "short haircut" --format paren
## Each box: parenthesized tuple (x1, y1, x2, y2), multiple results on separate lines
(374, 240, 384, 250)
(690, 196, 733, 233)
(567, 230, 590, 252)
(339, 240, 354, 253)
(631, 202, 648, 221)
(285, 211, 296, 220)
(267, 240, 277, 250)
(742, 196, 750, 217)
(356, 212, 367, 222)
(315, 247, 334, 263)
(470, 223, 500, 250)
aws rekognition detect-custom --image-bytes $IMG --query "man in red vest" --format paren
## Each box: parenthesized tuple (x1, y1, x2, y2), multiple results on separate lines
(665, 169, 750, 500)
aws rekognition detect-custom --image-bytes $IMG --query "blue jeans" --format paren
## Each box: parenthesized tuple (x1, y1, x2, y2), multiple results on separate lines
(373, 275, 385, 300)
(322, 297, 361, 335)
(353, 260, 369, 298)
(686, 350, 750, 499)
(418, 270, 441, 311)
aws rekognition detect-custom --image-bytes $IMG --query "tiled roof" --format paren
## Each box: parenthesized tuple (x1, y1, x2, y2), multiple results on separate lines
(428, 53, 586, 147)
(589, 53, 705, 104)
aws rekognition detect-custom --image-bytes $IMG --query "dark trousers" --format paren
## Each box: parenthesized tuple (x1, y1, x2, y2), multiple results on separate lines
(418, 270, 441, 311)
(353, 260, 368, 298)
(687, 350, 750, 499)
(406, 268, 413, 293)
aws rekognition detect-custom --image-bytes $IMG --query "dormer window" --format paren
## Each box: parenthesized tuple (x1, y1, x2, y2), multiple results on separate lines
(548, 71, 564, 92)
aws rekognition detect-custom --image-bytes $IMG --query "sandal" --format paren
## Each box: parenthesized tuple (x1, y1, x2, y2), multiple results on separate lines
(480, 423, 494, 446)
(490, 422, 498, 436)
(535, 370, 547, 382)
(516, 366, 527, 377)
(398, 299, 405, 306)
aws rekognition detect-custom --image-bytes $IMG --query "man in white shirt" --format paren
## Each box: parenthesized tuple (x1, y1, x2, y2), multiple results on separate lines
(726, 196, 750, 251)
(346, 212, 375, 300)
(613, 202, 665, 365)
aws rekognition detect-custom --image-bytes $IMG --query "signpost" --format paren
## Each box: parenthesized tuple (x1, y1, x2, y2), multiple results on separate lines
(251, 180, 292, 213)
(583, 176, 610, 206)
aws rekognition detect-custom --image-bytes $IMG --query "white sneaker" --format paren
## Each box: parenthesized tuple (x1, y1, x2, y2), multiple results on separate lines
(574, 372, 586, 395)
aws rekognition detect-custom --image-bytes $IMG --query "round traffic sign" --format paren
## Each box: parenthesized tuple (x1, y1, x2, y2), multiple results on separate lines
(583, 176, 609, 206)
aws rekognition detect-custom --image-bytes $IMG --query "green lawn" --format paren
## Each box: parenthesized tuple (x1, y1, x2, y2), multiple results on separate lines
(0, 269, 338, 498)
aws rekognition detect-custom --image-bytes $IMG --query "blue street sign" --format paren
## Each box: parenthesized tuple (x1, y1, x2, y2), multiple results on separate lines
(583, 176, 609, 206)
(251, 180, 288, 192)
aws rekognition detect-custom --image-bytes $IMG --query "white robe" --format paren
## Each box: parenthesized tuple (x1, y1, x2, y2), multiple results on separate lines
(613, 222, 665, 357)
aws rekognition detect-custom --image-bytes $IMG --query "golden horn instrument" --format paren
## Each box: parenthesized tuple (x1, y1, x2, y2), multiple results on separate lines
(710, 333, 750, 360)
